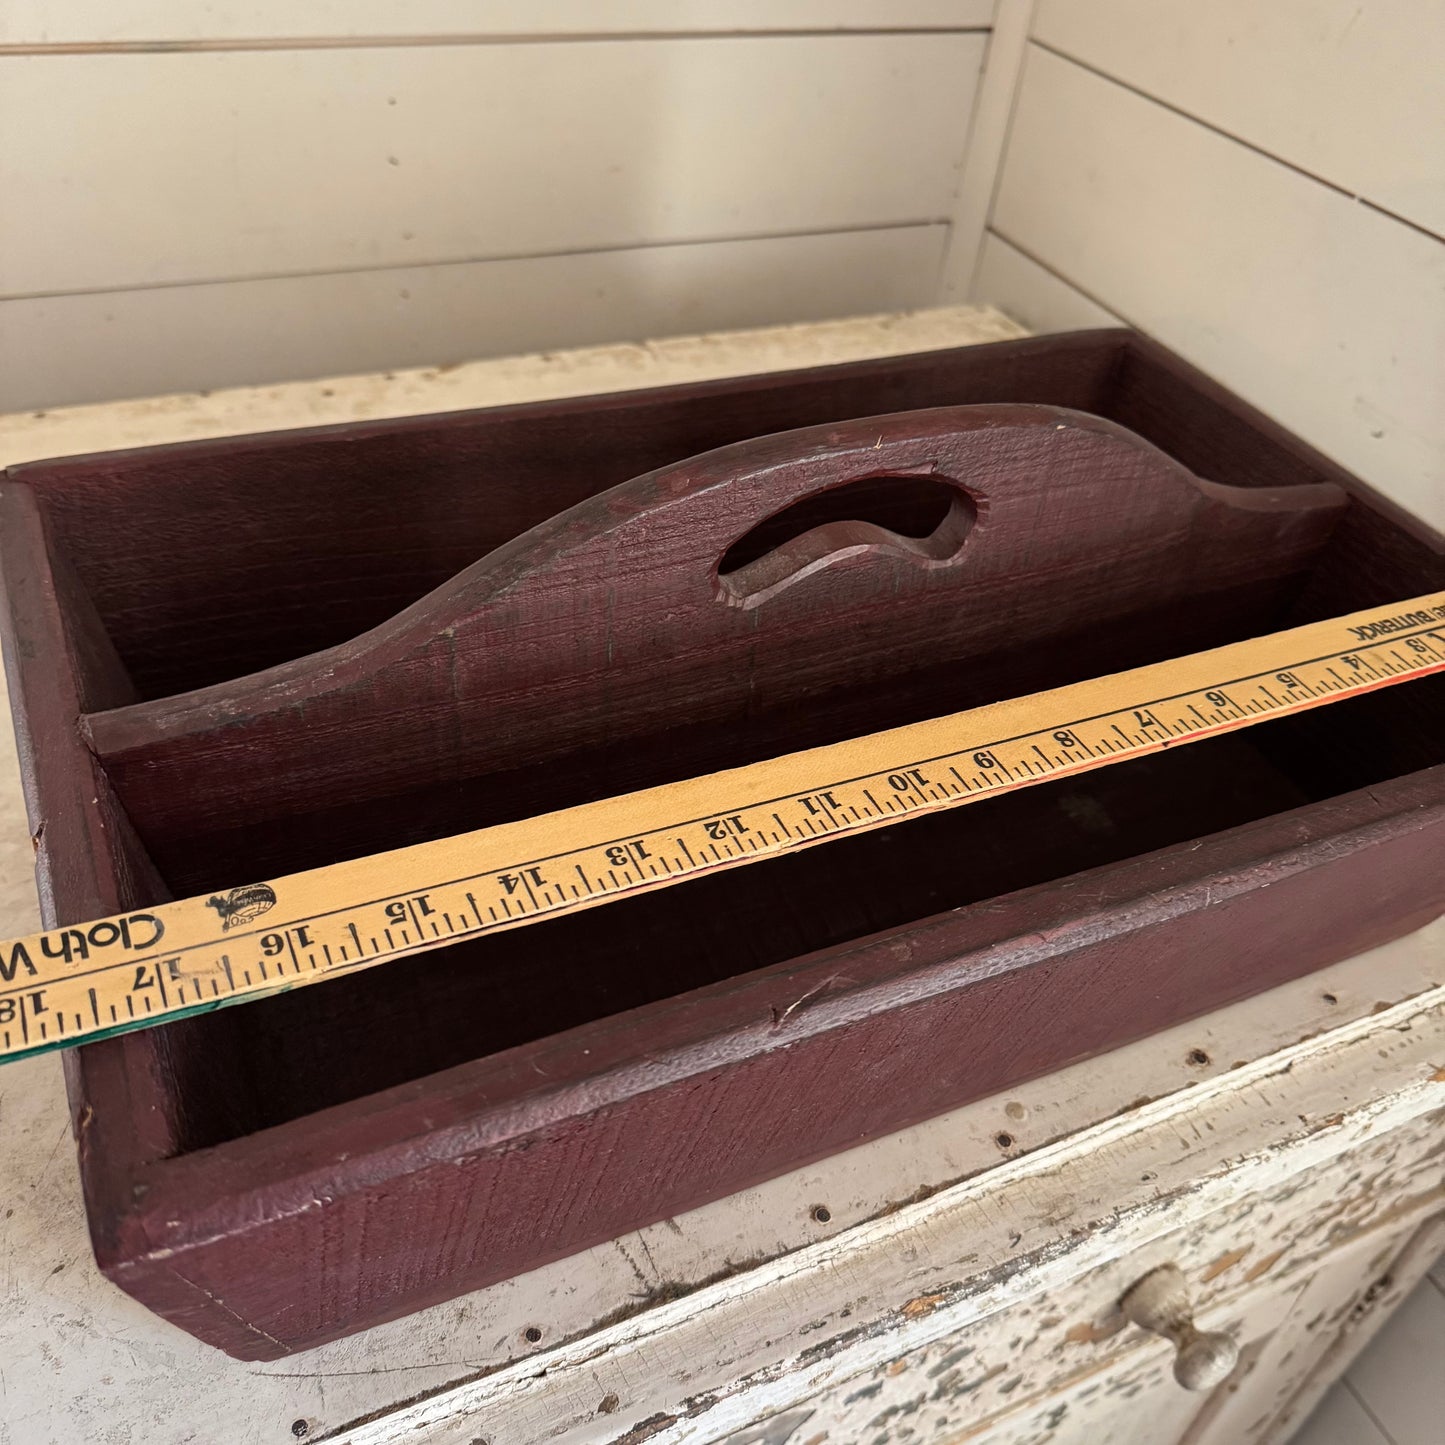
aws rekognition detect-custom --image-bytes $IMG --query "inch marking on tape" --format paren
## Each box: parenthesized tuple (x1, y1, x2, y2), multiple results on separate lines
(1, 593, 1442, 1061)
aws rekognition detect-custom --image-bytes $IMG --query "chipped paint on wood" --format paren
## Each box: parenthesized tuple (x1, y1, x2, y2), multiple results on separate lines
(1199, 1247, 1253, 1283)
(1242, 1249, 1289, 1284)
(1062, 1318, 1122, 1347)
(902, 1294, 949, 1321)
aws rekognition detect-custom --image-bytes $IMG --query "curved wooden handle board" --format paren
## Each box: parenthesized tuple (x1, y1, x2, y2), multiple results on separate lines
(83, 404, 1347, 843)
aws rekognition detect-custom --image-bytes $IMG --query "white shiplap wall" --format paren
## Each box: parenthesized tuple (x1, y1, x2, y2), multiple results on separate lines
(971, 0, 1445, 529)
(0, 3, 995, 409)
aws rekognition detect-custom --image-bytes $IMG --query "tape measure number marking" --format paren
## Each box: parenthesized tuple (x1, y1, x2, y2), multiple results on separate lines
(1, 593, 1441, 1061)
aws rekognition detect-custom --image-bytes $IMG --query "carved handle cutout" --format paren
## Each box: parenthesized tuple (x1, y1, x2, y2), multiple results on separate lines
(717, 475, 975, 609)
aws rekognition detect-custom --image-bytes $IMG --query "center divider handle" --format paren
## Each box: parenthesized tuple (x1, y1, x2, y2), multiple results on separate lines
(83, 405, 1348, 842)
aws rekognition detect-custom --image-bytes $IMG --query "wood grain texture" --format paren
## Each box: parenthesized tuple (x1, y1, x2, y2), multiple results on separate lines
(79, 405, 1348, 842)
(99, 789, 1445, 1358)
(991, 45, 1445, 529)
(0, 35, 983, 298)
(0, 225, 949, 412)
(1032, 0, 1445, 237)
(3, 331, 1441, 1357)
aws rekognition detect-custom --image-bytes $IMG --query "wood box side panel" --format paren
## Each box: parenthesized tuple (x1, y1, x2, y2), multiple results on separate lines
(105, 783, 1445, 1358)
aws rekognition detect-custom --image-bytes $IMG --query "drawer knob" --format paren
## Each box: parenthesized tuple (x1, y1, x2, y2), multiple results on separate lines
(1120, 1263, 1239, 1390)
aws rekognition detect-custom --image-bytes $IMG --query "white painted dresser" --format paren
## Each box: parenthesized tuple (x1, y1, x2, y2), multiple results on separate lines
(0, 310, 1440, 1445)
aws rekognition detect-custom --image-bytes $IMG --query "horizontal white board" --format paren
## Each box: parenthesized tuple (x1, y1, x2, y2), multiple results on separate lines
(0, 34, 983, 298)
(0, 2, 994, 47)
(992, 44, 1445, 528)
(973, 232, 1122, 331)
(1033, 0, 1445, 238)
(0, 224, 947, 411)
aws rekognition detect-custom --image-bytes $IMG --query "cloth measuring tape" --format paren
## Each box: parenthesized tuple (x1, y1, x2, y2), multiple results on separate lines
(1, 592, 1441, 1063)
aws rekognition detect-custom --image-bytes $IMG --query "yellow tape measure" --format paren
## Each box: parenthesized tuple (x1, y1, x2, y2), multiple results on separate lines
(2, 593, 1442, 1062)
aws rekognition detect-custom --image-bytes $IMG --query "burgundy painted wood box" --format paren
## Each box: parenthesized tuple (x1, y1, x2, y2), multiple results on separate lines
(1, 331, 1441, 1359)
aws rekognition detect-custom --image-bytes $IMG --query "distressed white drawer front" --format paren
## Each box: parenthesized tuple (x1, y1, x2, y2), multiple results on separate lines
(721, 1111, 1445, 1445)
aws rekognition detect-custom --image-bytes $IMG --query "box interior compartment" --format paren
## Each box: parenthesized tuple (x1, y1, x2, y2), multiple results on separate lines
(14, 332, 1443, 1160)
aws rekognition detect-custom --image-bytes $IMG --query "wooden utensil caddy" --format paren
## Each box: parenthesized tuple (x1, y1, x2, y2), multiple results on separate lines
(2, 331, 1440, 1358)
